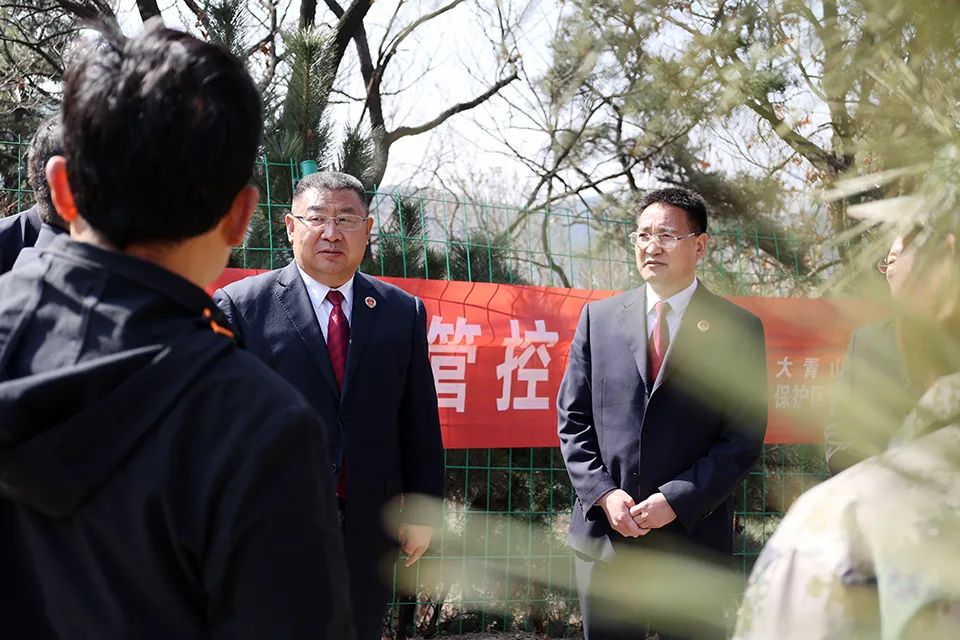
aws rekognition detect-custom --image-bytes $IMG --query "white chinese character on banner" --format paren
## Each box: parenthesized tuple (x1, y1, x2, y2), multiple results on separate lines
(828, 358, 844, 378)
(775, 384, 792, 409)
(496, 319, 559, 410)
(791, 384, 810, 408)
(810, 385, 827, 408)
(776, 356, 794, 379)
(802, 357, 820, 379)
(428, 316, 481, 413)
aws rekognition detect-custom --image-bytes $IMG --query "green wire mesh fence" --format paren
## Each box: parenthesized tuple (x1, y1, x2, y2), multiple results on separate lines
(2, 143, 830, 637)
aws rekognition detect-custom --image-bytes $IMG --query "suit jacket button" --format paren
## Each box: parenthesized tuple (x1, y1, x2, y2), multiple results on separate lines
(332, 463, 339, 474)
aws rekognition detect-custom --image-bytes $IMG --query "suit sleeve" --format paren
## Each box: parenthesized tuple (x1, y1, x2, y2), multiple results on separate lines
(206, 400, 357, 640)
(557, 303, 617, 511)
(213, 287, 254, 350)
(397, 297, 445, 526)
(659, 314, 767, 531)
(212, 288, 239, 329)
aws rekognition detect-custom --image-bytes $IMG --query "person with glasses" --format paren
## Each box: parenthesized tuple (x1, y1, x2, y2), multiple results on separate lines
(557, 187, 768, 639)
(736, 215, 960, 638)
(824, 233, 921, 474)
(214, 171, 444, 640)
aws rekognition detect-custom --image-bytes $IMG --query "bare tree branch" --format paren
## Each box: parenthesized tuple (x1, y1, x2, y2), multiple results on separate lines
(386, 69, 519, 144)
(51, 0, 115, 22)
(180, 0, 213, 33)
(300, 0, 317, 28)
(135, 0, 163, 23)
(381, 0, 466, 66)
(321, 0, 381, 128)
(250, 0, 279, 92)
(331, 0, 373, 71)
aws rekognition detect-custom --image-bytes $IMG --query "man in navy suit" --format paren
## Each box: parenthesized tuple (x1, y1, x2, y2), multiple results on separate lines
(0, 115, 67, 273)
(214, 171, 444, 640)
(557, 188, 768, 639)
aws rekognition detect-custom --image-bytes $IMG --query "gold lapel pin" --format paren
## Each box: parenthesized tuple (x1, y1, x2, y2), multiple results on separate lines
(365, 296, 377, 309)
(697, 319, 710, 332)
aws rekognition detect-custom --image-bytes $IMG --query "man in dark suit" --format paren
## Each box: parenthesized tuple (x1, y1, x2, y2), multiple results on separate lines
(0, 115, 68, 273)
(214, 171, 445, 640)
(824, 233, 920, 473)
(557, 187, 768, 640)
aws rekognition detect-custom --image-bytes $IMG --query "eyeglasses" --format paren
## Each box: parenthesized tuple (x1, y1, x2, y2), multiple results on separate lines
(628, 231, 699, 250)
(878, 257, 893, 274)
(291, 213, 367, 232)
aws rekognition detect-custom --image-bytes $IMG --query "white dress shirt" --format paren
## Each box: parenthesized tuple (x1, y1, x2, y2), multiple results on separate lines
(645, 278, 698, 343)
(296, 265, 354, 342)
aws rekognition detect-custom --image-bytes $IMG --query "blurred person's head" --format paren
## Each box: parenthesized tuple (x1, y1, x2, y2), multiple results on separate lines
(285, 171, 373, 288)
(46, 21, 263, 288)
(883, 229, 922, 296)
(895, 227, 960, 389)
(633, 187, 709, 298)
(26, 115, 66, 229)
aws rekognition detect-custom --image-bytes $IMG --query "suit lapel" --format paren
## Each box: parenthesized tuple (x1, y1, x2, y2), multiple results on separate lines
(615, 287, 649, 387)
(655, 281, 713, 392)
(341, 272, 379, 400)
(276, 262, 339, 396)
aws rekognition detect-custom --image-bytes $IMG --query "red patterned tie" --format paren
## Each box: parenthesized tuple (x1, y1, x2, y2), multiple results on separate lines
(325, 290, 349, 390)
(326, 290, 349, 498)
(648, 300, 671, 385)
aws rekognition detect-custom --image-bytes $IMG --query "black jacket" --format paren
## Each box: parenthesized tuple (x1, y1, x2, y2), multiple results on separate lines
(0, 237, 355, 639)
(824, 320, 917, 474)
(0, 206, 42, 274)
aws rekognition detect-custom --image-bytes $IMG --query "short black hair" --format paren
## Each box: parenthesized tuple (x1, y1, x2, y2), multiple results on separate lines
(60, 21, 263, 248)
(294, 171, 368, 214)
(27, 115, 66, 228)
(636, 187, 708, 235)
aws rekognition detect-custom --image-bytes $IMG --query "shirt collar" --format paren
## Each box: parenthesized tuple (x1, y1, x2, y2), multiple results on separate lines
(296, 265, 355, 309)
(646, 278, 698, 317)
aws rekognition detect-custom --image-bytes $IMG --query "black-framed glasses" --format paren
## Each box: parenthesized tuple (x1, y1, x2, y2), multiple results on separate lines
(628, 231, 699, 250)
(291, 213, 367, 231)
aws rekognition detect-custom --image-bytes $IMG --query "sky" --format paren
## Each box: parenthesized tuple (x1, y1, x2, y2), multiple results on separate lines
(114, 0, 564, 194)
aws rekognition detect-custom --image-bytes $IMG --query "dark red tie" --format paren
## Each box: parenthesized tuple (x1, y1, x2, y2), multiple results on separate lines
(325, 290, 349, 390)
(326, 290, 349, 497)
(648, 300, 670, 386)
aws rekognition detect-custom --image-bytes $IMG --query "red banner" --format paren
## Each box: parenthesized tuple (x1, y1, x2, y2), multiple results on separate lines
(212, 269, 881, 448)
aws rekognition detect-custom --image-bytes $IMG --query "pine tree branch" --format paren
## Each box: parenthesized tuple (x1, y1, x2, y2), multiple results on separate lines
(743, 95, 841, 174)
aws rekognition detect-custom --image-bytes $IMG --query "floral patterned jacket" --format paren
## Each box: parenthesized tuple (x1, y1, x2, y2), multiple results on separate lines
(734, 372, 960, 639)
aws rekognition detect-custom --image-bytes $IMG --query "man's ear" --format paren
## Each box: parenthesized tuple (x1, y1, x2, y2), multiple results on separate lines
(284, 212, 296, 243)
(220, 185, 258, 247)
(45, 156, 79, 223)
(696, 233, 709, 260)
